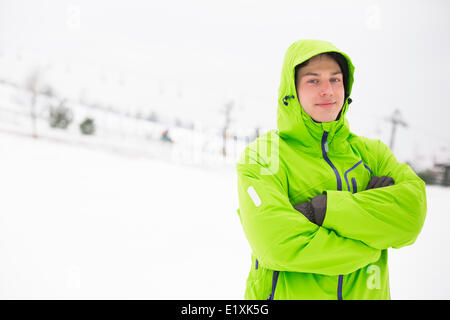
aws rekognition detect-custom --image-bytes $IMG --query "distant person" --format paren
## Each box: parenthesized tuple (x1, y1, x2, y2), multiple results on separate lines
(161, 129, 173, 143)
(236, 39, 427, 300)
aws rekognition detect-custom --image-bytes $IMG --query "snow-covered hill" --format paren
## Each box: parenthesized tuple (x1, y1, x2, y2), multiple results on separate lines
(0, 132, 448, 299)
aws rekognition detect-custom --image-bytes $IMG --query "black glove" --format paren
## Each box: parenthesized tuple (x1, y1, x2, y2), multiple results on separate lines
(366, 176, 395, 190)
(294, 194, 327, 226)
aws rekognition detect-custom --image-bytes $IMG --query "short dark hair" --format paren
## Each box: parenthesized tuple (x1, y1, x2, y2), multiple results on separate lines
(295, 52, 349, 99)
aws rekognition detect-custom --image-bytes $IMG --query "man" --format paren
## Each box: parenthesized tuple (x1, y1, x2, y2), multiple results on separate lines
(235, 39, 427, 300)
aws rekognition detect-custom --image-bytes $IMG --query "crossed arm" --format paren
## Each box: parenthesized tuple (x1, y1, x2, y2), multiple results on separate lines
(236, 140, 427, 275)
(295, 142, 427, 250)
(294, 175, 397, 248)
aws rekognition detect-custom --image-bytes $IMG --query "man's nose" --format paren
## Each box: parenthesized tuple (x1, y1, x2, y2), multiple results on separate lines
(319, 81, 333, 96)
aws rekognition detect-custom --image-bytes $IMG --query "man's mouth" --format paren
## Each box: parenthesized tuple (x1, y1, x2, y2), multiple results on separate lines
(315, 102, 336, 107)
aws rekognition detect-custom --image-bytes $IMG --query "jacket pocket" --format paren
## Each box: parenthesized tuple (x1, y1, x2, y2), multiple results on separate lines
(344, 160, 371, 193)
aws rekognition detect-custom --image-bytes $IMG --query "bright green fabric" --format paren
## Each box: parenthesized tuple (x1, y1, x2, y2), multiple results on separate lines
(236, 39, 427, 300)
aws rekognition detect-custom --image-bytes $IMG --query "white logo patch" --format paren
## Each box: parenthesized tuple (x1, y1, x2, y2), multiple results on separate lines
(247, 186, 261, 207)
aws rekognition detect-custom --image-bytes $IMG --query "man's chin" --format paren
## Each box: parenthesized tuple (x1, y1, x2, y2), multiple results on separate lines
(311, 114, 338, 123)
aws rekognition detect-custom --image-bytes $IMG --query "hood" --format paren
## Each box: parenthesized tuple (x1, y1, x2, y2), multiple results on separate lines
(277, 39, 355, 149)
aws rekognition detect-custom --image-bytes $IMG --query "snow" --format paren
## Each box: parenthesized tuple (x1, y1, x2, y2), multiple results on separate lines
(0, 132, 449, 299)
(389, 185, 450, 299)
(0, 132, 249, 299)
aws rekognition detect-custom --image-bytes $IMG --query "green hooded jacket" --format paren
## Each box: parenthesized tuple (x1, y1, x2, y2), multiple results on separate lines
(235, 39, 427, 300)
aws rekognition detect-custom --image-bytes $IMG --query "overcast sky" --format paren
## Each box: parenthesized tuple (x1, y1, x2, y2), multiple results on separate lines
(0, 0, 449, 164)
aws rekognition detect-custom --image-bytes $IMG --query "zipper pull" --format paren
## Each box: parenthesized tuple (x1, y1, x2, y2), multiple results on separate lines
(324, 140, 329, 153)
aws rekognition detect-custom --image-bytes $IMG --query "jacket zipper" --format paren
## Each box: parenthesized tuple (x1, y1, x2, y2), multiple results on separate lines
(337, 275, 344, 300)
(321, 132, 342, 191)
(321, 131, 344, 300)
(267, 270, 280, 300)
(351, 177, 357, 194)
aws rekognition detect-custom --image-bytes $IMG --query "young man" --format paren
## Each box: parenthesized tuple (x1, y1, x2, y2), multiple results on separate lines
(235, 39, 427, 300)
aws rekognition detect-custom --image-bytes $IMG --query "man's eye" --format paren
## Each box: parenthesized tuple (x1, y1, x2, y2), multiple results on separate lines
(307, 79, 318, 84)
(331, 78, 341, 82)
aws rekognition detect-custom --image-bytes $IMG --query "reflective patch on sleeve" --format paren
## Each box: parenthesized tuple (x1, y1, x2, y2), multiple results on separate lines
(247, 185, 261, 207)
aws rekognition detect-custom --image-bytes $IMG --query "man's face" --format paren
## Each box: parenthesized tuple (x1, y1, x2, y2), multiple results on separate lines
(296, 54, 345, 123)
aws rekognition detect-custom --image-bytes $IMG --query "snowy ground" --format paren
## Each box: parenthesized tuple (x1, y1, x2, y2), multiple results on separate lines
(0, 132, 449, 300)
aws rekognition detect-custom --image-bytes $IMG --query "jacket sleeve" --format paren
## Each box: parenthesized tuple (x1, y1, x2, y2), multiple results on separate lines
(236, 148, 381, 276)
(322, 139, 427, 250)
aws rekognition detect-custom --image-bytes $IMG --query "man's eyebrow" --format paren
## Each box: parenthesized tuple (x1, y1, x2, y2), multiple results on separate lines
(301, 71, 342, 77)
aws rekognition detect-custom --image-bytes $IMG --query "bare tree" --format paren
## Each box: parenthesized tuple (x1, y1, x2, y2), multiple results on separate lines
(26, 69, 41, 138)
(254, 126, 260, 140)
(221, 100, 234, 157)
